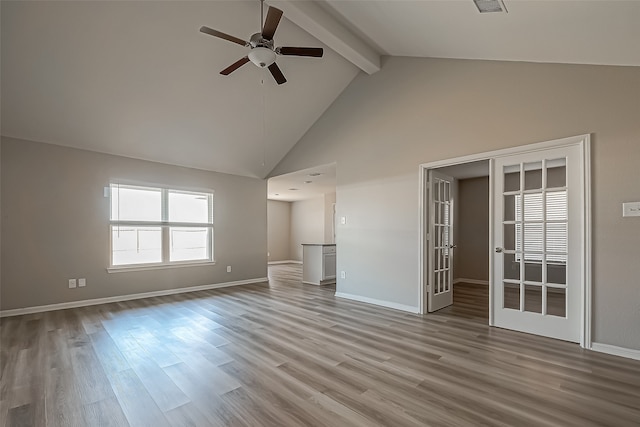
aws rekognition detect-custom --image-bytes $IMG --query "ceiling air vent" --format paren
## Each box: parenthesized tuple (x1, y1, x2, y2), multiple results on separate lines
(474, 0, 508, 13)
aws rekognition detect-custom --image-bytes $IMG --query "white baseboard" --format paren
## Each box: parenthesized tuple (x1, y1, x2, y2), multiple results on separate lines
(454, 278, 489, 286)
(0, 277, 268, 318)
(590, 342, 640, 361)
(334, 292, 420, 314)
(268, 260, 302, 265)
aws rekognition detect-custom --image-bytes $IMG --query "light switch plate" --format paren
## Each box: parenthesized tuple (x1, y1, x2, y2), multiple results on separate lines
(622, 202, 640, 217)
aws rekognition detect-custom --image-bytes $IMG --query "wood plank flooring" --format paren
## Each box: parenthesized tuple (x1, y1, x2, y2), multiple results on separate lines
(1, 264, 639, 426)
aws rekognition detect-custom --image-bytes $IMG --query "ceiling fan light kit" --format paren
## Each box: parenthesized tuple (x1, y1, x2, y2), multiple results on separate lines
(248, 46, 276, 68)
(200, 0, 324, 85)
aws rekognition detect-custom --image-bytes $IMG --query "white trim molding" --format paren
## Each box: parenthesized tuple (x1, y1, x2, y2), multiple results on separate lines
(454, 278, 489, 286)
(335, 292, 420, 314)
(0, 277, 268, 318)
(591, 342, 640, 361)
(268, 260, 302, 265)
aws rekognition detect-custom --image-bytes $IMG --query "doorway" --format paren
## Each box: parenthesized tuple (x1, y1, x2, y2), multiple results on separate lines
(419, 135, 591, 347)
(266, 163, 337, 265)
(427, 161, 490, 317)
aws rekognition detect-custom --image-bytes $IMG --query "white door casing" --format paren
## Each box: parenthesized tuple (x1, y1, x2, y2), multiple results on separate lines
(427, 170, 455, 312)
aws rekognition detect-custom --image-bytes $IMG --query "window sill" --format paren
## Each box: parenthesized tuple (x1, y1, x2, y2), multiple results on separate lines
(107, 261, 216, 273)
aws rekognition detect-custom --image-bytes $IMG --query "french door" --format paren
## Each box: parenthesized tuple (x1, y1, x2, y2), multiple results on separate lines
(493, 145, 584, 342)
(427, 170, 455, 312)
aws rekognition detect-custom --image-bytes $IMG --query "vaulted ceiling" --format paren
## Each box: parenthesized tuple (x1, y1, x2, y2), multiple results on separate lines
(2, 1, 639, 179)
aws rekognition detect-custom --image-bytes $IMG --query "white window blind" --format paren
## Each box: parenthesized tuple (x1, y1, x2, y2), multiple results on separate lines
(515, 190, 567, 263)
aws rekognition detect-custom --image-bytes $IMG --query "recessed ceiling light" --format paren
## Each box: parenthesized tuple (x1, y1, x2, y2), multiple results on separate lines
(308, 172, 323, 177)
(304, 181, 312, 184)
(473, 0, 507, 13)
(288, 188, 299, 191)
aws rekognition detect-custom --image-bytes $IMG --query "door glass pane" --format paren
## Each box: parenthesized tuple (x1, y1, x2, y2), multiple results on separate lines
(524, 285, 542, 313)
(504, 283, 520, 310)
(111, 226, 162, 265)
(503, 253, 520, 280)
(524, 262, 542, 283)
(504, 195, 516, 221)
(524, 193, 543, 221)
(504, 224, 516, 251)
(547, 263, 567, 285)
(547, 287, 567, 317)
(546, 223, 567, 262)
(524, 162, 543, 190)
(546, 159, 566, 188)
(504, 167, 520, 192)
(524, 223, 543, 253)
(546, 191, 567, 220)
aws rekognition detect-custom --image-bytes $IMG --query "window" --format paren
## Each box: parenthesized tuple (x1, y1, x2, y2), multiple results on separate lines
(110, 184, 214, 269)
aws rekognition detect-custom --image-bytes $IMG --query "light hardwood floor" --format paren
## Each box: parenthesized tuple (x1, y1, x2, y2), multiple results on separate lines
(1, 264, 639, 426)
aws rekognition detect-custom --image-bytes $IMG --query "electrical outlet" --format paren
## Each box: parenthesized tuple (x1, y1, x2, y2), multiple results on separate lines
(340, 271, 346, 279)
(340, 216, 347, 225)
(78, 278, 86, 287)
(68, 279, 77, 289)
(227, 265, 232, 273)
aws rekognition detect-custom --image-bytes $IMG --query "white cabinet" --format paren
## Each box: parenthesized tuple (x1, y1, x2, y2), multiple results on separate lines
(302, 244, 336, 285)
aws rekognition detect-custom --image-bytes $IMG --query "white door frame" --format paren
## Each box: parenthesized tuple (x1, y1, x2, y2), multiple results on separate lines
(418, 134, 592, 348)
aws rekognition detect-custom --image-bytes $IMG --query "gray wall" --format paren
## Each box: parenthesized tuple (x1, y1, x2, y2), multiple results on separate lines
(455, 177, 489, 282)
(1, 137, 267, 311)
(270, 57, 640, 350)
(289, 196, 325, 261)
(267, 200, 291, 262)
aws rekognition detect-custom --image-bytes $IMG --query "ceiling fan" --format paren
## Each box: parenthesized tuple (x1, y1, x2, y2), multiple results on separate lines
(200, 0, 324, 85)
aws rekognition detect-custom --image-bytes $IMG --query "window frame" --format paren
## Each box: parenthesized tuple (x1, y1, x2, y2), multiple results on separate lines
(108, 183, 215, 272)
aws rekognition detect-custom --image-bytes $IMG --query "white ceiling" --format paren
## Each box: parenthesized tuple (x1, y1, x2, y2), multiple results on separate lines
(3, 1, 639, 182)
(0, 1, 358, 179)
(323, 0, 640, 67)
(268, 163, 336, 201)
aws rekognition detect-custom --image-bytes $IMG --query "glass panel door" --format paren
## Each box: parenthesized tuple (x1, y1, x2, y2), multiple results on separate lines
(493, 146, 582, 342)
(428, 170, 455, 312)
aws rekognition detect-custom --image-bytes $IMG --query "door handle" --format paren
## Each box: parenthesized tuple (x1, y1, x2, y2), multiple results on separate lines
(495, 247, 503, 253)
(449, 244, 457, 249)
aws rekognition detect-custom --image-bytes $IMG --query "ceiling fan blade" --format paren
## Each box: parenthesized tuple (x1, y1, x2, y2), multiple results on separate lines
(261, 6, 283, 40)
(277, 47, 324, 58)
(200, 26, 248, 47)
(220, 57, 250, 75)
(268, 63, 287, 85)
